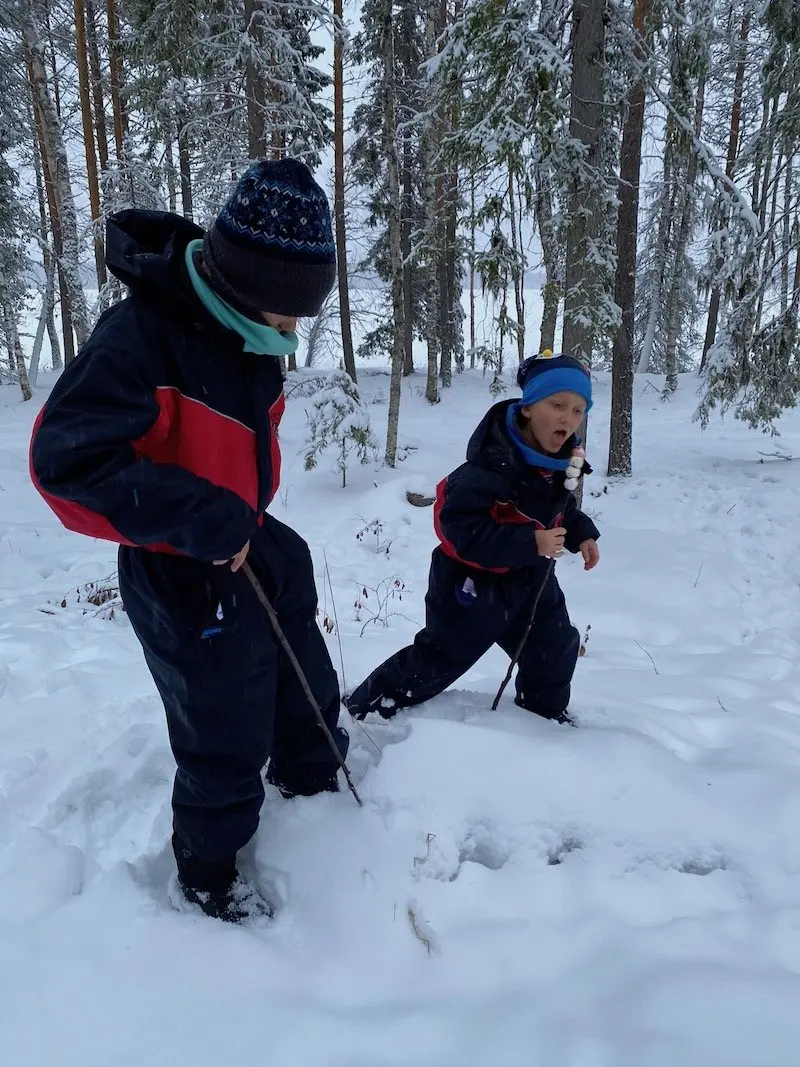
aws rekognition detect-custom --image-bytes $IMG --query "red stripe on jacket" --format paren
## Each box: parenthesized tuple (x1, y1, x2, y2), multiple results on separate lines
(433, 477, 510, 574)
(132, 387, 259, 509)
(30, 386, 285, 552)
(267, 392, 286, 502)
(433, 477, 564, 574)
(29, 406, 146, 547)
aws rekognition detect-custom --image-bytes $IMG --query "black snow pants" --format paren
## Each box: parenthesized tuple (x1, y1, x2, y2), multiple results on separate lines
(119, 515, 348, 865)
(347, 549, 580, 720)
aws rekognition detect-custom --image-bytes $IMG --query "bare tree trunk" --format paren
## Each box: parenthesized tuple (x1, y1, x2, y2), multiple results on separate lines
(30, 89, 62, 371)
(382, 6, 406, 466)
(24, 4, 90, 352)
(422, 0, 440, 403)
(637, 151, 676, 373)
(535, 157, 560, 354)
(469, 171, 476, 366)
(177, 117, 194, 220)
(446, 173, 462, 371)
(663, 73, 705, 398)
(508, 164, 525, 364)
(244, 0, 267, 159)
(107, 0, 128, 159)
(332, 0, 356, 382)
(607, 0, 651, 476)
(75, 0, 106, 288)
(4, 304, 32, 402)
(165, 139, 177, 213)
(701, 9, 749, 369)
(85, 0, 109, 172)
(29, 56, 74, 363)
(401, 133, 414, 376)
(781, 152, 793, 313)
(437, 177, 451, 384)
(29, 257, 56, 388)
(561, 0, 606, 367)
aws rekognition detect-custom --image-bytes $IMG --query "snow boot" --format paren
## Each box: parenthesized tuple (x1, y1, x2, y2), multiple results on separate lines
(514, 698, 576, 726)
(170, 834, 273, 923)
(267, 764, 339, 800)
(168, 871, 273, 923)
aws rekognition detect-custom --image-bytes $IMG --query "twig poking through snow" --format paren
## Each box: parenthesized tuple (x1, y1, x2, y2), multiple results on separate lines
(693, 563, 704, 588)
(407, 903, 436, 956)
(757, 450, 794, 462)
(635, 640, 660, 675)
(717, 697, 731, 713)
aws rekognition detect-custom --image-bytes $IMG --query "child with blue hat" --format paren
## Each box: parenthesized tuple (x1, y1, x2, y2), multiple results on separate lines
(346, 350, 600, 725)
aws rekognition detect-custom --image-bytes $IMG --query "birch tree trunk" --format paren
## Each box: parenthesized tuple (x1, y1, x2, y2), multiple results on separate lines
(23, 1, 90, 352)
(28, 50, 74, 365)
(608, 0, 651, 476)
(4, 304, 32, 402)
(30, 90, 62, 371)
(382, 6, 406, 466)
(29, 258, 56, 389)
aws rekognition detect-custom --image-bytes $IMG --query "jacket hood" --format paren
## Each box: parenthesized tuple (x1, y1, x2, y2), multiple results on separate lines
(105, 210, 204, 308)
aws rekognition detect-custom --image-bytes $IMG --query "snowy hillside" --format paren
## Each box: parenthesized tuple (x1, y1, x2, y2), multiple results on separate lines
(3, 369, 800, 1066)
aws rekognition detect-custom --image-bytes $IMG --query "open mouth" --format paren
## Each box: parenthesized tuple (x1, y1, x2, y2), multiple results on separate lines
(553, 430, 568, 444)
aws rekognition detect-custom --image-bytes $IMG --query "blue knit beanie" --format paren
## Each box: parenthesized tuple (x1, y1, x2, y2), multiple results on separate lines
(516, 351, 593, 411)
(202, 158, 336, 318)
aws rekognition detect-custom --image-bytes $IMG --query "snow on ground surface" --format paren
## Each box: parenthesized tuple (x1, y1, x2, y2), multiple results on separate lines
(3, 365, 800, 1066)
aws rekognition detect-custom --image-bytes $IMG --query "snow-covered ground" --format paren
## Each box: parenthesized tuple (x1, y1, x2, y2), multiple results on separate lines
(3, 366, 800, 1066)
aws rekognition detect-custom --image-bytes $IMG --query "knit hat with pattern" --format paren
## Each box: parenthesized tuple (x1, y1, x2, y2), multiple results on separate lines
(202, 158, 337, 318)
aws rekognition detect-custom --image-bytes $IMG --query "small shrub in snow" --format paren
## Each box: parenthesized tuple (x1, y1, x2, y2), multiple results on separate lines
(355, 517, 394, 557)
(43, 574, 124, 621)
(352, 577, 412, 635)
(303, 370, 378, 488)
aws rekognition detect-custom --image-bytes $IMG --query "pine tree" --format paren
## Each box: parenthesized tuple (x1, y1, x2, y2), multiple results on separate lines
(303, 369, 378, 486)
(697, 0, 800, 430)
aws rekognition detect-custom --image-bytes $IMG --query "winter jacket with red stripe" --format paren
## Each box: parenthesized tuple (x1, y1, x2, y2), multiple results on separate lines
(433, 400, 600, 574)
(29, 210, 285, 562)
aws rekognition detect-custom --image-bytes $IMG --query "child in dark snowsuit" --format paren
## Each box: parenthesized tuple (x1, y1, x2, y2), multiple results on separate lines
(30, 159, 349, 923)
(346, 353, 600, 724)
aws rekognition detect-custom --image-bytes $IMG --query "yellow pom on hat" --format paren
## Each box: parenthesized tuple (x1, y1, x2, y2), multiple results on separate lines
(541, 348, 554, 358)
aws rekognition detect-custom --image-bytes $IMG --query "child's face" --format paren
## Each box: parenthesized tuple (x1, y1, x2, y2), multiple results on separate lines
(520, 391, 587, 454)
(261, 311, 299, 334)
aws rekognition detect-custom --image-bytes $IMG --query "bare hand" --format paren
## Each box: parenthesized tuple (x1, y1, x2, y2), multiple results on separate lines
(535, 526, 566, 559)
(580, 539, 600, 571)
(214, 540, 250, 572)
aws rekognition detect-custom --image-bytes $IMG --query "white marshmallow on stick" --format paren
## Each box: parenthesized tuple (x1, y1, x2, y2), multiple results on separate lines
(564, 448, 585, 491)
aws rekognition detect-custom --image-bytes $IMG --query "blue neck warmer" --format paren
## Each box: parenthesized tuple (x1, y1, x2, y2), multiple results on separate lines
(505, 404, 573, 471)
